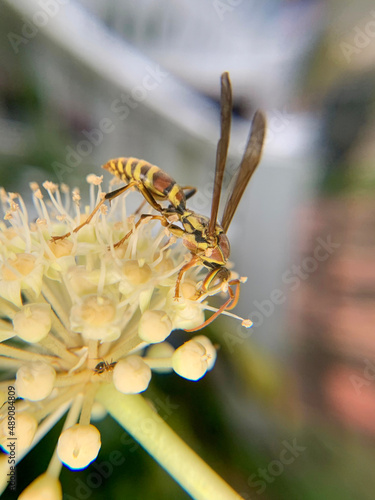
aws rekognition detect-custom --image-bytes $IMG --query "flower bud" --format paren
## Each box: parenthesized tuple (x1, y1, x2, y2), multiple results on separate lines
(13, 304, 52, 343)
(57, 424, 101, 470)
(193, 335, 217, 370)
(113, 356, 151, 394)
(167, 282, 204, 330)
(138, 310, 172, 343)
(172, 340, 209, 381)
(15, 361, 56, 401)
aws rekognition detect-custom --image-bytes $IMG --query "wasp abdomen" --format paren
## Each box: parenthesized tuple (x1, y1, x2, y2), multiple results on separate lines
(102, 157, 186, 212)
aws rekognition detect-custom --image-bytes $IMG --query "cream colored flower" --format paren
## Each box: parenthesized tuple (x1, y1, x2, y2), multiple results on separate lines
(0, 176, 251, 497)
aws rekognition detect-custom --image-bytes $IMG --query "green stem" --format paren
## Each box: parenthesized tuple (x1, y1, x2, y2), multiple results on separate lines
(96, 385, 243, 500)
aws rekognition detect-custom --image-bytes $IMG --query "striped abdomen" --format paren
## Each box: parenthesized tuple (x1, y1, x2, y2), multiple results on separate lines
(102, 157, 186, 213)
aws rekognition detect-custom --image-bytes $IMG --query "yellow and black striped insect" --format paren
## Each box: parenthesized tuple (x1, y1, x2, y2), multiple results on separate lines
(93, 360, 117, 374)
(52, 73, 266, 331)
(159, 72, 266, 330)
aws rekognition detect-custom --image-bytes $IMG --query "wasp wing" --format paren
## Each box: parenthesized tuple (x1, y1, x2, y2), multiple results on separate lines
(221, 110, 266, 233)
(208, 71, 233, 236)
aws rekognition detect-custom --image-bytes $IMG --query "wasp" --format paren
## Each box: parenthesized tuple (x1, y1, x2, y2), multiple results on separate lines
(158, 73, 266, 330)
(52, 73, 266, 331)
(93, 360, 117, 374)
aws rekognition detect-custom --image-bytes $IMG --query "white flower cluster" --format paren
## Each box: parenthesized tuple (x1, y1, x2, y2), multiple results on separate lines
(0, 175, 243, 496)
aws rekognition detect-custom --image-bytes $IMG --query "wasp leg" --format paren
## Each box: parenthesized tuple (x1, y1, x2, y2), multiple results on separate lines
(51, 181, 140, 242)
(134, 182, 165, 213)
(200, 266, 231, 294)
(148, 221, 201, 299)
(184, 280, 240, 333)
(105, 181, 166, 216)
(133, 179, 189, 215)
(159, 221, 200, 299)
(51, 180, 167, 242)
(202, 268, 241, 311)
(225, 278, 241, 310)
(113, 213, 169, 248)
(181, 186, 197, 201)
(173, 254, 201, 299)
(109, 181, 170, 248)
(51, 196, 106, 242)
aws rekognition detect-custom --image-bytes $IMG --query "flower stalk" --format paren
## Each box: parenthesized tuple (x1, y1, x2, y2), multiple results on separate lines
(97, 385, 243, 500)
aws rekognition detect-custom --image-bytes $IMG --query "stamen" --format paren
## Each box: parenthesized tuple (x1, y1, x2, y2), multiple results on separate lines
(43, 183, 74, 225)
(60, 183, 71, 213)
(14, 194, 31, 252)
(204, 304, 251, 323)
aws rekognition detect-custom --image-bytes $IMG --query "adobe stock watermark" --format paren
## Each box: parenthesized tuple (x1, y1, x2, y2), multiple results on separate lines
(5, 386, 17, 492)
(223, 235, 340, 352)
(7, 0, 69, 54)
(52, 64, 169, 183)
(340, 10, 375, 63)
(350, 359, 375, 395)
(244, 438, 306, 496)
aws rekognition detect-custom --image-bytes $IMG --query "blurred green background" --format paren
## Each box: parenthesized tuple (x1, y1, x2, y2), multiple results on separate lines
(1, 0, 375, 498)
